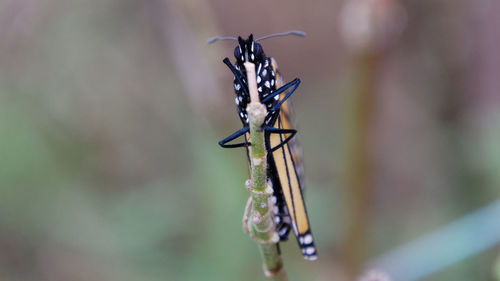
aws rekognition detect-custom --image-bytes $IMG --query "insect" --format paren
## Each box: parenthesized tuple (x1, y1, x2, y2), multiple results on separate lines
(210, 31, 317, 260)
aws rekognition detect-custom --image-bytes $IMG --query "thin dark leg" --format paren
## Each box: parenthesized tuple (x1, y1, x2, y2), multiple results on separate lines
(262, 78, 301, 111)
(219, 126, 250, 148)
(223, 58, 248, 96)
(263, 127, 297, 152)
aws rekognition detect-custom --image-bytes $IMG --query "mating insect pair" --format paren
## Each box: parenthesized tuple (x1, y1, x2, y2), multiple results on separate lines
(210, 31, 317, 260)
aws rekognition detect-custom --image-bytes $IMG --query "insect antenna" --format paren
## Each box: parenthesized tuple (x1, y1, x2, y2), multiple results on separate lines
(207, 36, 238, 44)
(255, 30, 306, 42)
(208, 30, 305, 44)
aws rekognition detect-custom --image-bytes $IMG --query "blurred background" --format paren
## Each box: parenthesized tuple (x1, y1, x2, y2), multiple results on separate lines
(1, 0, 500, 280)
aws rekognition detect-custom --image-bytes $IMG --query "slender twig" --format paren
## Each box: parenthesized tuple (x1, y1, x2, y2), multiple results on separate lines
(243, 62, 288, 281)
(341, 52, 378, 276)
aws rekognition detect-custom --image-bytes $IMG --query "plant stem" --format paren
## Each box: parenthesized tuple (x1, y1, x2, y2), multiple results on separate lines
(243, 62, 288, 281)
(341, 52, 378, 277)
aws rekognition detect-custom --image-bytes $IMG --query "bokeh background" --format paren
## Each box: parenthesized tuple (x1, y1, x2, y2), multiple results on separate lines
(1, 0, 500, 280)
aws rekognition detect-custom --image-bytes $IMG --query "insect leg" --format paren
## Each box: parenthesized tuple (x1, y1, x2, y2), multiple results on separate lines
(218, 126, 250, 148)
(223, 58, 249, 96)
(263, 127, 297, 152)
(261, 78, 301, 111)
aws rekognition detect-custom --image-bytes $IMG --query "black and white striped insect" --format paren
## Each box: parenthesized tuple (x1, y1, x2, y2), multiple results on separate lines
(210, 31, 317, 260)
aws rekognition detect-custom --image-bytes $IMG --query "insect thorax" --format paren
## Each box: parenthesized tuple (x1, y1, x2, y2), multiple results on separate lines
(233, 57, 280, 126)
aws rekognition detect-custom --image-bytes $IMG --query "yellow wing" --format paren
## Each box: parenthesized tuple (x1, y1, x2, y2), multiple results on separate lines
(269, 59, 317, 260)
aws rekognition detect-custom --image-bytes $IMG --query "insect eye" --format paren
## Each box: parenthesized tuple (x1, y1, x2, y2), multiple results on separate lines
(253, 43, 263, 56)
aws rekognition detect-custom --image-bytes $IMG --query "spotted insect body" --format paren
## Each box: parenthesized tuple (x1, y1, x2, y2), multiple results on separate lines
(232, 35, 278, 126)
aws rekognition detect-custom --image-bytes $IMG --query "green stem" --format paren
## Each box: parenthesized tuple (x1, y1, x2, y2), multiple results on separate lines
(341, 52, 378, 276)
(244, 62, 288, 281)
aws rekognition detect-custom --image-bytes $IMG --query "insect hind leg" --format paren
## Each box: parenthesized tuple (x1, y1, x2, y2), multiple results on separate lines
(263, 127, 297, 152)
(261, 78, 301, 111)
(218, 126, 250, 148)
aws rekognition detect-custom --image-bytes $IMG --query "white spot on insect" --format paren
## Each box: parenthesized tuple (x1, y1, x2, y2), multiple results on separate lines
(299, 236, 304, 244)
(271, 79, 275, 86)
(234, 84, 241, 91)
(265, 81, 270, 88)
(264, 59, 269, 67)
(235, 97, 239, 104)
(238, 96, 243, 102)
(303, 234, 313, 245)
(274, 95, 280, 100)
(251, 42, 254, 52)
(305, 247, 316, 255)
(275, 217, 280, 223)
(240, 112, 245, 118)
(257, 63, 262, 74)
(235, 65, 239, 70)
(251, 53, 254, 60)
(262, 69, 267, 76)
(271, 70, 275, 76)
(305, 255, 317, 261)
(257, 76, 261, 83)
(239, 45, 242, 53)
(241, 55, 244, 61)
(278, 227, 288, 236)
(258, 87, 262, 92)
